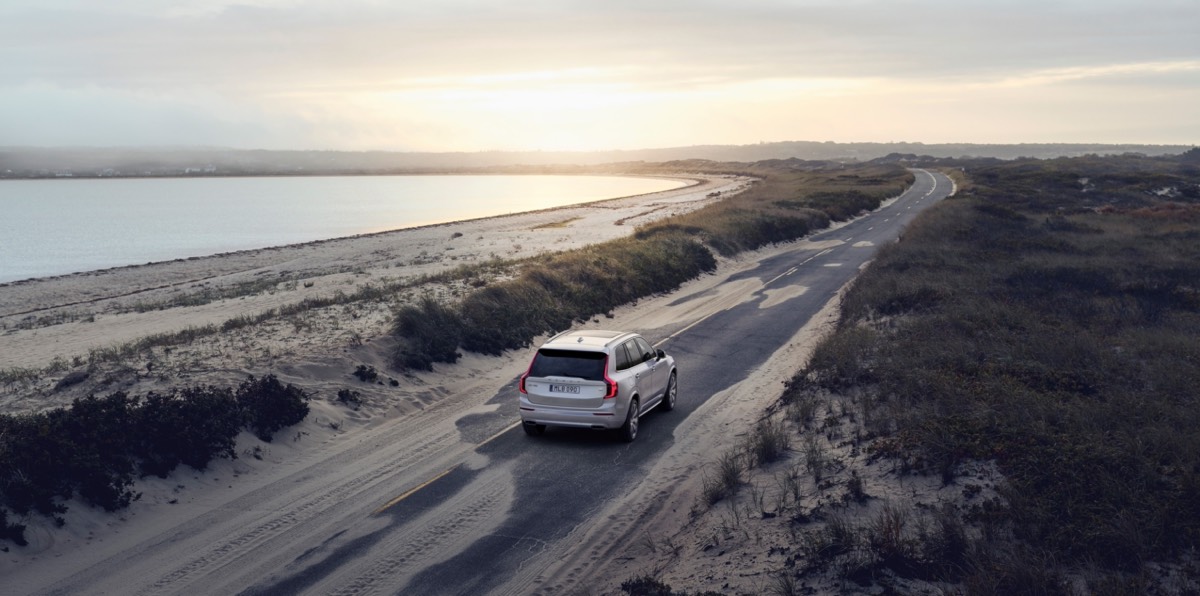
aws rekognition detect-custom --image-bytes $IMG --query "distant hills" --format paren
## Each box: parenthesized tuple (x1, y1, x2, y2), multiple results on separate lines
(1, 141, 1192, 178)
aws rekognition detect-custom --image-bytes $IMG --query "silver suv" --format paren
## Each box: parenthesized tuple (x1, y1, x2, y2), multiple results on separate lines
(518, 330, 677, 442)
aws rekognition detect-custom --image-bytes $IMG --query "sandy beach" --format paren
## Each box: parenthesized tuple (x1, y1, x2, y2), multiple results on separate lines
(0, 175, 741, 406)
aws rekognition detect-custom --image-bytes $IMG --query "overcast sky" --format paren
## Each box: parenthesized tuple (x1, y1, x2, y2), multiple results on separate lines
(1, 0, 1196, 151)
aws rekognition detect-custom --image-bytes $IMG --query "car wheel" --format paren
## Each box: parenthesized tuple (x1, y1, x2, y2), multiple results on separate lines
(523, 423, 545, 436)
(659, 371, 677, 412)
(619, 398, 639, 442)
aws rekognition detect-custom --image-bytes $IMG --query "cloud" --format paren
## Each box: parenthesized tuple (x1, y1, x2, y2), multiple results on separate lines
(974, 60, 1200, 89)
(1, 0, 1196, 149)
(8, 0, 1196, 88)
(0, 84, 317, 148)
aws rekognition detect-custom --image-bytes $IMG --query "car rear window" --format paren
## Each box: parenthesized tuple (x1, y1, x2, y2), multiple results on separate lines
(529, 349, 607, 380)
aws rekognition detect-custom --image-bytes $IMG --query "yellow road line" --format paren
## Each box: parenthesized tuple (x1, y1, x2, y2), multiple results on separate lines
(481, 421, 521, 446)
(374, 465, 458, 515)
(374, 421, 520, 515)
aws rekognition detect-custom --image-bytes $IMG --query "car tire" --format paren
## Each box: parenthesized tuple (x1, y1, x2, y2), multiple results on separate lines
(619, 398, 639, 442)
(659, 371, 677, 412)
(523, 423, 546, 436)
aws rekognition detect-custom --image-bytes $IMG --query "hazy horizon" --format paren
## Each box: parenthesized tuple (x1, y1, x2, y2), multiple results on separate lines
(2, 138, 1196, 155)
(2, 1, 1197, 152)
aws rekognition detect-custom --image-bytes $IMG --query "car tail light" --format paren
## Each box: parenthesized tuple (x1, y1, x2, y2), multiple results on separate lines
(518, 357, 535, 394)
(603, 356, 617, 399)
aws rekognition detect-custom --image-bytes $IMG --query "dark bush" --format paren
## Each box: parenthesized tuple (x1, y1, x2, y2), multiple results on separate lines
(392, 234, 717, 365)
(0, 411, 73, 516)
(0, 394, 140, 517)
(392, 297, 464, 370)
(236, 375, 310, 442)
(620, 575, 723, 596)
(621, 576, 674, 596)
(0, 508, 27, 546)
(336, 388, 362, 409)
(456, 233, 716, 356)
(805, 189, 880, 220)
(52, 394, 141, 512)
(0, 376, 311, 545)
(134, 387, 241, 477)
(460, 280, 565, 355)
(352, 365, 378, 382)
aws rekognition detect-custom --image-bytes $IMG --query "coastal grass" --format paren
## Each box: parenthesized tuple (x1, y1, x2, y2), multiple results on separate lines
(390, 162, 913, 367)
(775, 153, 1200, 590)
(636, 164, 910, 256)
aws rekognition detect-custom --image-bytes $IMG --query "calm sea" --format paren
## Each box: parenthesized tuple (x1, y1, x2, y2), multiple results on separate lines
(0, 175, 687, 283)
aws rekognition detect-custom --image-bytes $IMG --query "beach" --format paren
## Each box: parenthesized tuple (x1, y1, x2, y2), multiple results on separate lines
(0, 175, 736, 402)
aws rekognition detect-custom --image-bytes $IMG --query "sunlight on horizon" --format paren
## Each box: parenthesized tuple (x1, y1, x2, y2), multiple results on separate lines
(2, 1, 1196, 150)
(281, 57, 1200, 152)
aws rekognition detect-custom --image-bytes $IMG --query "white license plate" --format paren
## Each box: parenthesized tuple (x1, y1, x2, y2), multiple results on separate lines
(550, 384, 580, 394)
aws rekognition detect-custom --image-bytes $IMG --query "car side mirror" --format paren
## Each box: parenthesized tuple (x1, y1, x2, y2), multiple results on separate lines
(656, 349, 666, 360)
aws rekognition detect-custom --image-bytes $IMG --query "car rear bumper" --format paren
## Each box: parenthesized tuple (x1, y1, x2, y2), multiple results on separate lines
(519, 396, 625, 430)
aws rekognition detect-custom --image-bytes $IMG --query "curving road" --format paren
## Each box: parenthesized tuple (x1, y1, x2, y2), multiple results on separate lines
(19, 169, 952, 596)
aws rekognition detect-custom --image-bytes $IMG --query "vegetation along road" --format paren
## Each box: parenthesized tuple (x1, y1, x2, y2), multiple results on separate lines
(25, 170, 952, 595)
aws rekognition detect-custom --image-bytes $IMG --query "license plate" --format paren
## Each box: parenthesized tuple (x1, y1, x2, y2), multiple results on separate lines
(550, 384, 580, 394)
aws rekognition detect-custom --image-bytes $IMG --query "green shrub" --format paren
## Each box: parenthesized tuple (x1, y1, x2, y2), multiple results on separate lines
(1, 412, 75, 517)
(47, 394, 141, 512)
(460, 279, 567, 355)
(236, 375, 310, 442)
(0, 376, 311, 545)
(134, 387, 241, 477)
(0, 508, 26, 546)
(352, 365, 378, 382)
(336, 388, 362, 409)
(394, 233, 717, 364)
(620, 575, 724, 596)
(0, 394, 140, 517)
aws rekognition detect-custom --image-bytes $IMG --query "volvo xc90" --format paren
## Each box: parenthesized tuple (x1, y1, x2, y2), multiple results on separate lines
(518, 330, 677, 442)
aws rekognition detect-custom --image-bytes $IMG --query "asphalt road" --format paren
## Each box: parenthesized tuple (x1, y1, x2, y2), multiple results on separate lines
(238, 169, 953, 596)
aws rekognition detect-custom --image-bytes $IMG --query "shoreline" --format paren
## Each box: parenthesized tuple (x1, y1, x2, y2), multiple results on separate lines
(0, 173, 702, 288)
(0, 174, 743, 376)
(0, 170, 703, 183)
